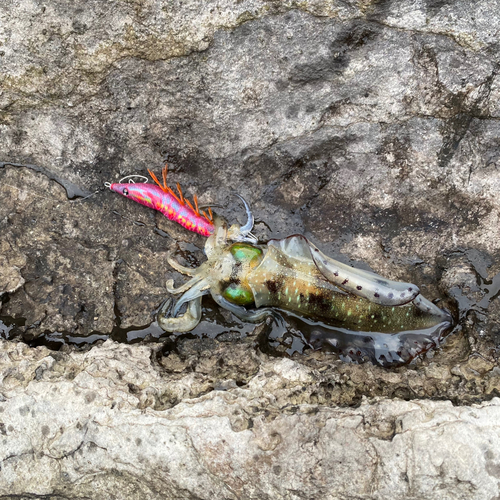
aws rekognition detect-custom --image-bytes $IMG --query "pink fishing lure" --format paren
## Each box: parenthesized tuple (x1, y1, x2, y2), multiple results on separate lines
(109, 164, 214, 237)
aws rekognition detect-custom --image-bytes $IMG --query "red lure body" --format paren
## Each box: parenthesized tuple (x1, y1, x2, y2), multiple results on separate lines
(109, 165, 214, 237)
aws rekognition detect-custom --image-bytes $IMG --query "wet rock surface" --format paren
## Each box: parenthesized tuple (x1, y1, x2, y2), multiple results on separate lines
(1, 0, 500, 497)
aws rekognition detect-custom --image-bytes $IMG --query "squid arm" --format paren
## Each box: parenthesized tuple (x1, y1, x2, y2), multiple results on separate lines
(172, 279, 211, 316)
(211, 293, 277, 323)
(158, 296, 203, 332)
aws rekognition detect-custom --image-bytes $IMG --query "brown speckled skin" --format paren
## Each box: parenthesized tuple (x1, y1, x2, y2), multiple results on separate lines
(246, 245, 448, 334)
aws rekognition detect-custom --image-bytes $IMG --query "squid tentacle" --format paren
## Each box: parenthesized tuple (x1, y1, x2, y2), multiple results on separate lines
(166, 274, 203, 294)
(172, 279, 211, 316)
(233, 194, 257, 242)
(158, 296, 203, 332)
(167, 253, 196, 276)
(227, 194, 258, 244)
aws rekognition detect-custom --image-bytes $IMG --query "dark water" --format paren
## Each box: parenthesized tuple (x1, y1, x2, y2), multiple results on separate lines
(446, 249, 500, 320)
(0, 296, 255, 349)
(0, 287, 456, 367)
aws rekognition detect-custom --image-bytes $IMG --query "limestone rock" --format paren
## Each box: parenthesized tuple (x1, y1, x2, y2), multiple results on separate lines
(1, 339, 500, 499)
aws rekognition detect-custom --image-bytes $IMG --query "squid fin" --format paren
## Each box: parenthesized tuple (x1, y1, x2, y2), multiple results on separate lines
(309, 241, 420, 306)
(268, 235, 420, 306)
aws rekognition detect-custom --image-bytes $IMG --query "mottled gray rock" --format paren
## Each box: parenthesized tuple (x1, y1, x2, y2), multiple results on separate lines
(1, 0, 500, 497)
(1, 339, 500, 500)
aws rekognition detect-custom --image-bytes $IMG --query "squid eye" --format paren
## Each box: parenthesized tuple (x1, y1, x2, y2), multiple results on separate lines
(123, 188, 129, 196)
(223, 283, 254, 306)
(230, 243, 263, 264)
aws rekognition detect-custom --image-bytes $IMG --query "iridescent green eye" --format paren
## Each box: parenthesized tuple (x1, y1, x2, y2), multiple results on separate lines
(223, 283, 254, 306)
(230, 244, 263, 264)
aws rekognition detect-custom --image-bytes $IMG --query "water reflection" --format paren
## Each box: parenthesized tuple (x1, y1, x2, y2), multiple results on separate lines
(262, 310, 452, 367)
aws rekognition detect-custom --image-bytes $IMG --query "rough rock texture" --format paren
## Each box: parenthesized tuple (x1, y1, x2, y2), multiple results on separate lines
(2, 339, 500, 500)
(1, 0, 500, 497)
